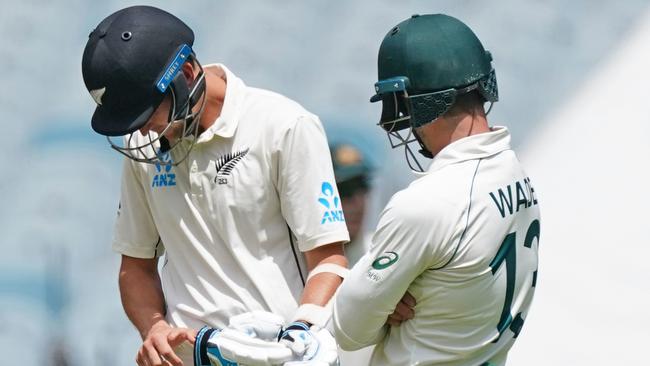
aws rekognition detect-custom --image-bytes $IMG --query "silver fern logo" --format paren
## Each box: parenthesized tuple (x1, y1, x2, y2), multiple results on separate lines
(214, 147, 249, 184)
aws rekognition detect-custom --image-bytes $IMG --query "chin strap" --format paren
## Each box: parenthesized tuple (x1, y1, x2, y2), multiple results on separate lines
(413, 128, 433, 158)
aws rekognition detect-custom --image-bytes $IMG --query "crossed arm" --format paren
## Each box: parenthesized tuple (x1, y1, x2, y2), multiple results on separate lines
(120, 241, 414, 366)
(301, 242, 415, 332)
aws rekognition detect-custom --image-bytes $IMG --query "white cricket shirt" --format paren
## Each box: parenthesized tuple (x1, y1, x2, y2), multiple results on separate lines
(112, 64, 349, 331)
(345, 231, 372, 266)
(333, 127, 540, 366)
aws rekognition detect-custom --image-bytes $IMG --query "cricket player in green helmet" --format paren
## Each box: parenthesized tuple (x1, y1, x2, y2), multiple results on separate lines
(333, 14, 541, 366)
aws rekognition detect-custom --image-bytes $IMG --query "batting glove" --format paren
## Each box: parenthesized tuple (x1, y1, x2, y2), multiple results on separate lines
(194, 311, 294, 366)
(228, 311, 286, 341)
(279, 321, 339, 366)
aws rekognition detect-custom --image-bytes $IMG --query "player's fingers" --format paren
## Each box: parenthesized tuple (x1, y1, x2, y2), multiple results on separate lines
(138, 346, 154, 366)
(136, 348, 147, 366)
(187, 328, 197, 345)
(395, 300, 415, 320)
(144, 341, 164, 366)
(401, 292, 416, 308)
(153, 339, 183, 366)
(167, 328, 186, 347)
(168, 328, 196, 346)
(152, 334, 185, 366)
(386, 314, 402, 326)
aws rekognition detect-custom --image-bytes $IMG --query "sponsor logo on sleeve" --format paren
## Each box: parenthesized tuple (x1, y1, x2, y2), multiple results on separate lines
(372, 251, 399, 269)
(318, 181, 345, 224)
(366, 251, 400, 282)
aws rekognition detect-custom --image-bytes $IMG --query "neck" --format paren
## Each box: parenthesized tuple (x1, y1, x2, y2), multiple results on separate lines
(419, 109, 490, 157)
(196, 70, 227, 133)
(449, 112, 490, 142)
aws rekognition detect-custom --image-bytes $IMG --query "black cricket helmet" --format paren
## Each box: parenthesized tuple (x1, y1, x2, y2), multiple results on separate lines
(82, 5, 206, 166)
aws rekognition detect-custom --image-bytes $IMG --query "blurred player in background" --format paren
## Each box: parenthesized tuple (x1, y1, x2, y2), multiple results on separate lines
(330, 143, 373, 266)
(333, 14, 541, 366)
(82, 5, 348, 366)
(330, 143, 375, 366)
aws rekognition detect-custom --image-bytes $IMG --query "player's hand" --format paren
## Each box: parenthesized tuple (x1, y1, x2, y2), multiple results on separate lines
(194, 326, 293, 366)
(386, 291, 416, 327)
(194, 311, 292, 366)
(137, 320, 197, 366)
(279, 321, 339, 366)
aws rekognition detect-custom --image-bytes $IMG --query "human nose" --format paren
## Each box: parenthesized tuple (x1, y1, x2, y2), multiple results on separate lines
(139, 123, 151, 135)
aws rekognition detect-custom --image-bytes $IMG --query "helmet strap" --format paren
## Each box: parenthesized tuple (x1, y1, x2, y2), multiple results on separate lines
(413, 128, 433, 158)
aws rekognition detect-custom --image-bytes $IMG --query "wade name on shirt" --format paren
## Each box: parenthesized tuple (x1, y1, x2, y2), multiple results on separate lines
(489, 177, 538, 218)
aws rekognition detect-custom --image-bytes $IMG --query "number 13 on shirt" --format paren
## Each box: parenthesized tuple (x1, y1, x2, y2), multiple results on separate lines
(489, 219, 540, 342)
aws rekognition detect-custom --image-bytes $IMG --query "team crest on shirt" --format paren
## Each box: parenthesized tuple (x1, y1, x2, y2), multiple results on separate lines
(318, 181, 345, 224)
(151, 152, 176, 188)
(214, 147, 249, 185)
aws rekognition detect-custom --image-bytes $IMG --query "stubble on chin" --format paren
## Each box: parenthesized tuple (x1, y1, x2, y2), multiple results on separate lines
(163, 121, 186, 143)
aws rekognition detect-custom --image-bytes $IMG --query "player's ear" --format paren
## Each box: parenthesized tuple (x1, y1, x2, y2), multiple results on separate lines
(181, 61, 196, 85)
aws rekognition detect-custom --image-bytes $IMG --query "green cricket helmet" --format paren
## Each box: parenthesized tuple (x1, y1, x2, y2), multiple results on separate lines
(370, 14, 498, 171)
(330, 143, 372, 197)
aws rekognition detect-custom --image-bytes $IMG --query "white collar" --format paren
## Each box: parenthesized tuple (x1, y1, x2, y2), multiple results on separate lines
(425, 126, 512, 174)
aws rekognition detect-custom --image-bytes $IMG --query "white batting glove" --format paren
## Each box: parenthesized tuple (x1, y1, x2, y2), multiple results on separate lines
(194, 311, 294, 366)
(228, 311, 286, 341)
(279, 322, 339, 366)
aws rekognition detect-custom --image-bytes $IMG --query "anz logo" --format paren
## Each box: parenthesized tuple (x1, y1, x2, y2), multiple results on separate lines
(318, 181, 345, 225)
(152, 152, 176, 188)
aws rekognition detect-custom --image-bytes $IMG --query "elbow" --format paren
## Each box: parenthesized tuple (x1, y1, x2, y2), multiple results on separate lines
(118, 255, 160, 291)
(336, 333, 366, 352)
(332, 301, 382, 351)
(333, 325, 366, 351)
(333, 321, 383, 351)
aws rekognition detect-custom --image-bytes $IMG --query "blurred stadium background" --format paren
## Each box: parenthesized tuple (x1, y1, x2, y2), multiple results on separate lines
(1, 0, 648, 364)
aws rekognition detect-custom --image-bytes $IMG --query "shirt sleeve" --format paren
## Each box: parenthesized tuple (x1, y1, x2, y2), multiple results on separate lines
(112, 158, 165, 258)
(332, 191, 449, 350)
(275, 114, 350, 251)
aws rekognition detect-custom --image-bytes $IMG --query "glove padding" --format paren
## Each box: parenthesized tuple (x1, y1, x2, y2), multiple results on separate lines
(228, 311, 286, 341)
(194, 311, 294, 366)
(279, 322, 339, 366)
